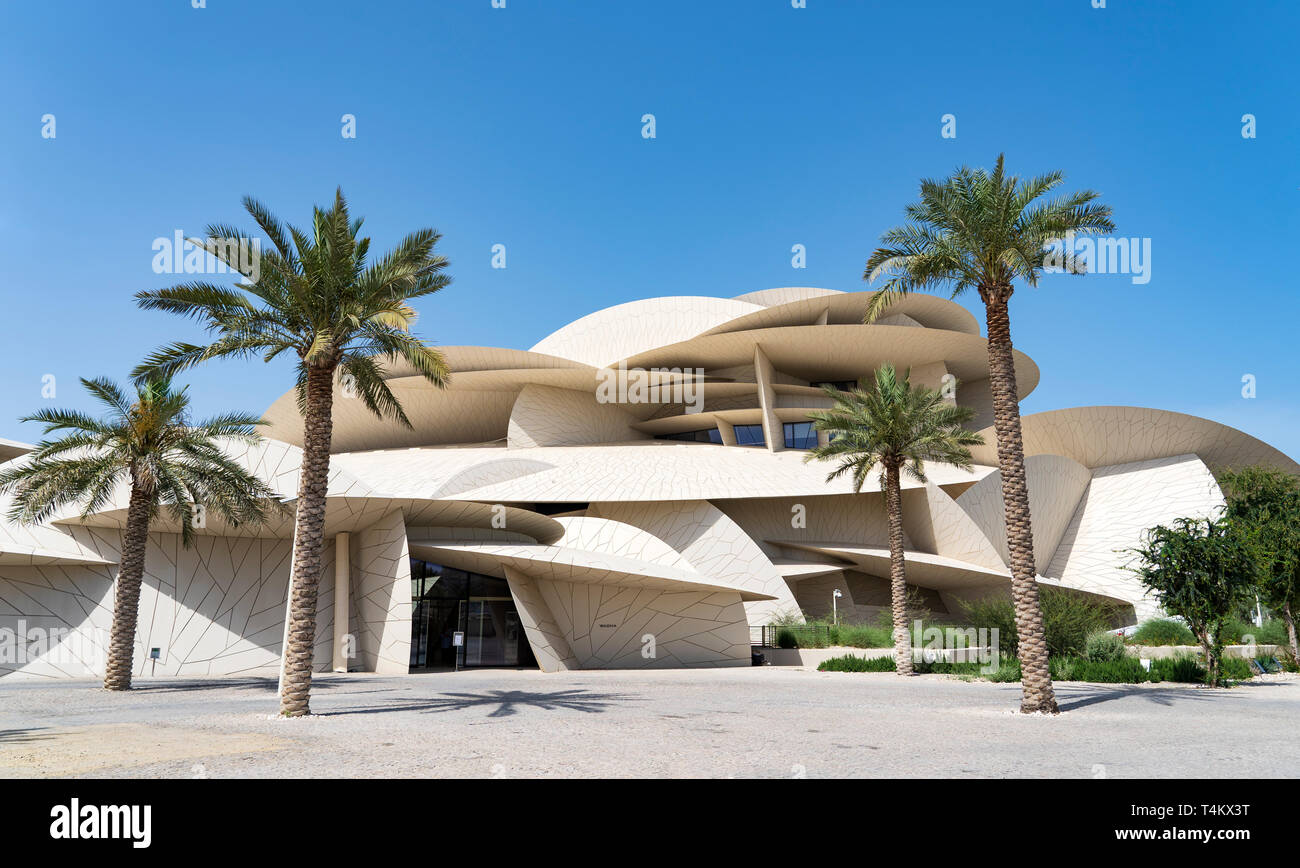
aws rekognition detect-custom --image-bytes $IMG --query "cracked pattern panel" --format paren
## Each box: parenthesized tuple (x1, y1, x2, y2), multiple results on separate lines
(526, 575, 750, 669)
(508, 383, 648, 448)
(0, 533, 339, 681)
(588, 500, 797, 625)
(955, 454, 1094, 574)
(1044, 454, 1224, 621)
(351, 510, 412, 675)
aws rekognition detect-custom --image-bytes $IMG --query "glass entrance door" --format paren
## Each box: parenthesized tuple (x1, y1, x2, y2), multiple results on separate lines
(409, 557, 537, 670)
(459, 598, 526, 667)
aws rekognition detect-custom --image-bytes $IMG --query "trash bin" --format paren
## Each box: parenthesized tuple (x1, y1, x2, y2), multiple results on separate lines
(751, 649, 765, 666)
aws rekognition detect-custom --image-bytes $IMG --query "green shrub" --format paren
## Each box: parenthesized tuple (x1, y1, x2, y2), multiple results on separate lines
(1148, 655, 1205, 683)
(1280, 651, 1300, 673)
(1040, 588, 1119, 657)
(1051, 656, 1150, 684)
(771, 623, 831, 648)
(818, 653, 896, 672)
(915, 656, 1021, 681)
(831, 623, 893, 648)
(1131, 618, 1197, 646)
(957, 588, 1117, 658)
(1220, 618, 1289, 647)
(1084, 630, 1127, 662)
(957, 597, 1018, 655)
(1218, 656, 1255, 681)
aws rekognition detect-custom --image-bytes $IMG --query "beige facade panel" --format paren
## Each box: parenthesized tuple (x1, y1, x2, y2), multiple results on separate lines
(529, 296, 765, 368)
(955, 453, 1095, 574)
(3, 287, 1295, 679)
(715, 289, 980, 336)
(971, 406, 1300, 475)
(507, 384, 648, 448)
(407, 539, 775, 602)
(508, 568, 751, 670)
(0, 438, 33, 464)
(351, 510, 414, 675)
(622, 325, 1040, 399)
(1043, 454, 1225, 621)
(769, 540, 1012, 589)
(587, 500, 798, 624)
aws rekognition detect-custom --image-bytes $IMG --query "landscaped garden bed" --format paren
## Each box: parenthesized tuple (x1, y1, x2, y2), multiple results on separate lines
(816, 651, 1277, 684)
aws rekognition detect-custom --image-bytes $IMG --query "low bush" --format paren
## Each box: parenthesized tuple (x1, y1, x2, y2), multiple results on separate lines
(829, 623, 893, 648)
(818, 654, 896, 672)
(1084, 630, 1127, 662)
(817, 651, 1257, 684)
(910, 655, 1021, 681)
(956, 597, 1018, 655)
(1218, 656, 1256, 681)
(1130, 618, 1197, 646)
(1051, 656, 1149, 684)
(770, 623, 831, 648)
(1220, 618, 1290, 647)
(1040, 589, 1120, 657)
(958, 588, 1118, 658)
(1148, 655, 1205, 683)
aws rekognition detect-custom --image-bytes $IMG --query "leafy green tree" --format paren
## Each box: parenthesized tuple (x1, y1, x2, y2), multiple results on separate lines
(863, 154, 1114, 713)
(1128, 517, 1257, 685)
(0, 378, 278, 689)
(1219, 466, 1300, 661)
(134, 189, 452, 715)
(806, 365, 983, 675)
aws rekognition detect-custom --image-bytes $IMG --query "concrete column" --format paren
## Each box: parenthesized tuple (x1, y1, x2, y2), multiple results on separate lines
(332, 532, 351, 673)
(754, 345, 784, 452)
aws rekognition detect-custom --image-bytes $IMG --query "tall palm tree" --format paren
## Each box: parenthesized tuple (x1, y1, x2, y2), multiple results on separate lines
(134, 189, 451, 716)
(863, 154, 1114, 712)
(0, 377, 278, 690)
(806, 365, 983, 675)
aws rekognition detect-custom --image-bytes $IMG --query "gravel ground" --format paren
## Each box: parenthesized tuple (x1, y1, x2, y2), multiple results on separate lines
(2, 667, 1297, 778)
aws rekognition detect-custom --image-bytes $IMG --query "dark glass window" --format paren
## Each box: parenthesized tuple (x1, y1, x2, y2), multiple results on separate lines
(783, 421, 818, 450)
(654, 428, 723, 444)
(409, 558, 536, 671)
(811, 380, 857, 393)
(532, 502, 589, 515)
(733, 424, 766, 447)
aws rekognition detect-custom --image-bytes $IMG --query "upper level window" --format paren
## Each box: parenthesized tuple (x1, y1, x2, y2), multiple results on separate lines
(733, 424, 766, 447)
(783, 421, 817, 450)
(655, 428, 723, 444)
(811, 380, 857, 393)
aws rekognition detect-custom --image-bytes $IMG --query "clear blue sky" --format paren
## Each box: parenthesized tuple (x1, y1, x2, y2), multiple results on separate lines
(1, 0, 1296, 459)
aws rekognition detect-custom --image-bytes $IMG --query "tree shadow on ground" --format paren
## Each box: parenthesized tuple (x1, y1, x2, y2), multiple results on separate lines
(130, 676, 374, 694)
(321, 688, 641, 719)
(1054, 683, 1243, 712)
(0, 727, 53, 745)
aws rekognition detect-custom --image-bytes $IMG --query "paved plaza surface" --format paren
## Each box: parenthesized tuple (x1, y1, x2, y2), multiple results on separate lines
(2, 667, 1296, 778)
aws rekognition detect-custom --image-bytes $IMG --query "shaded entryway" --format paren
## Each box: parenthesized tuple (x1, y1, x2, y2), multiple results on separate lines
(408, 558, 537, 670)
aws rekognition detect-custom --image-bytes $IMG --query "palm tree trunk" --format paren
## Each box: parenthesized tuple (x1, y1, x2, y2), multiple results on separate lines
(982, 288, 1058, 713)
(884, 461, 913, 675)
(103, 481, 153, 690)
(1284, 601, 1299, 663)
(279, 364, 336, 716)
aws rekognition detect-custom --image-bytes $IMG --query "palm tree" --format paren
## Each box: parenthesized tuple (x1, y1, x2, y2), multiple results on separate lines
(0, 377, 279, 690)
(133, 189, 451, 716)
(805, 365, 983, 675)
(863, 154, 1114, 712)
